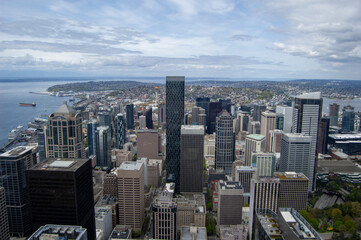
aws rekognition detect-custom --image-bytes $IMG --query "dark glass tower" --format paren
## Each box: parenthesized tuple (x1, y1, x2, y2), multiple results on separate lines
(95, 126, 111, 168)
(87, 119, 99, 156)
(126, 104, 134, 130)
(208, 101, 223, 134)
(329, 103, 339, 127)
(26, 158, 95, 240)
(145, 107, 153, 129)
(115, 114, 126, 149)
(342, 105, 355, 132)
(166, 76, 184, 193)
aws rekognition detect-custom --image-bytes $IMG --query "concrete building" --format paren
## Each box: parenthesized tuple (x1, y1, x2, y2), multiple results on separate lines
(95, 207, 113, 240)
(238, 111, 251, 132)
(234, 166, 255, 193)
(26, 158, 95, 240)
(166, 76, 185, 193)
(180, 125, 204, 193)
(276, 106, 293, 133)
(275, 172, 309, 211)
(269, 129, 283, 153)
(96, 126, 112, 168)
(196, 97, 210, 130)
(251, 152, 276, 177)
(113, 149, 133, 168)
(261, 111, 276, 152)
(152, 187, 177, 240)
(245, 134, 265, 166)
(217, 181, 243, 226)
(0, 187, 10, 240)
(329, 103, 339, 127)
(252, 104, 266, 122)
(204, 134, 215, 158)
(137, 129, 160, 160)
(278, 208, 323, 240)
(250, 177, 280, 213)
(116, 161, 145, 230)
(148, 161, 160, 188)
(292, 92, 322, 191)
(198, 113, 207, 129)
(45, 101, 85, 159)
(28, 225, 87, 240)
(215, 110, 235, 175)
(176, 194, 206, 228)
(191, 106, 202, 124)
(248, 121, 261, 134)
(139, 115, 146, 129)
(0, 145, 37, 237)
(279, 133, 313, 191)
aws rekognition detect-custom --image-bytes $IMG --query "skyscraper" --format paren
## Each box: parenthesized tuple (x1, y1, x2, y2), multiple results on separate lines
(276, 106, 293, 133)
(252, 104, 266, 122)
(276, 172, 308, 211)
(180, 125, 204, 193)
(279, 133, 313, 191)
(0, 146, 37, 237)
(99, 111, 112, 128)
(260, 111, 276, 152)
(137, 129, 160, 160)
(114, 114, 126, 149)
(317, 118, 330, 154)
(215, 110, 235, 175)
(245, 134, 265, 166)
(116, 161, 145, 230)
(158, 102, 166, 128)
(251, 152, 276, 177)
(217, 181, 243, 225)
(329, 103, 339, 127)
(166, 76, 185, 193)
(45, 101, 85, 159)
(196, 97, 210, 130)
(292, 92, 322, 191)
(87, 119, 99, 156)
(95, 126, 112, 168)
(208, 101, 223, 134)
(0, 187, 10, 240)
(126, 104, 134, 130)
(26, 158, 95, 240)
(342, 105, 355, 132)
(145, 107, 153, 129)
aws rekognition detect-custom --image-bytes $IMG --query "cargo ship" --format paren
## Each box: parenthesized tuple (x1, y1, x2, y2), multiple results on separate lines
(19, 102, 36, 107)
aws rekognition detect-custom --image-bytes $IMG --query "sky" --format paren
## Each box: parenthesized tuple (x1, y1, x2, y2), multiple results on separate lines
(1, 0, 361, 80)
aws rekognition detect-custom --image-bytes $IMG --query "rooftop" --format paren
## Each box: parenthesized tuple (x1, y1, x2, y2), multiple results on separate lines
(117, 161, 143, 171)
(28, 224, 87, 240)
(275, 172, 308, 180)
(329, 133, 361, 140)
(283, 133, 312, 141)
(219, 180, 243, 190)
(109, 225, 131, 239)
(55, 101, 75, 114)
(30, 158, 89, 172)
(246, 134, 265, 141)
(296, 92, 322, 99)
(181, 125, 205, 135)
(0, 145, 34, 158)
(256, 209, 283, 240)
(317, 160, 361, 173)
(180, 226, 207, 240)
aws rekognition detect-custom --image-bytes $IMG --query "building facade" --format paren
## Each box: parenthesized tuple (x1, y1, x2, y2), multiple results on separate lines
(166, 76, 185, 193)
(45, 101, 85, 159)
(215, 110, 235, 175)
(245, 134, 265, 166)
(252, 152, 276, 178)
(95, 126, 112, 168)
(26, 158, 95, 240)
(0, 187, 10, 240)
(137, 130, 160, 160)
(87, 119, 99, 156)
(217, 181, 243, 225)
(329, 103, 339, 127)
(115, 114, 126, 150)
(126, 104, 134, 130)
(180, 125, 204, 192)
(342, 105, 355, 132)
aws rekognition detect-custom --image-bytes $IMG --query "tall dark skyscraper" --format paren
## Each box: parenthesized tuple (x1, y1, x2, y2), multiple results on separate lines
(166, 76, 185, 193)
(26, 158, 95, 240)
(180, 125, 204, 193)
(0, 146, 37, 237)
(252, 104, 266, 122)
(329, 103, 339, 127)
(145, 107, 153, 129)
(342, 105, 355, 132)
(0, 187, 10, 240)
(115, 113, 126, 149)
(95, 126, 112, 168)
(219, 99, 231, 113)
(87, 119, 99, 156)
(99, 111, 111, 128)
(158, 103, 166, 128)
(208, 101, 223, 134)
(126, 104, 134, 130)
(292, 92, 322, 191)
(317, 118, 330, 154)
(215, 110, 235, 175)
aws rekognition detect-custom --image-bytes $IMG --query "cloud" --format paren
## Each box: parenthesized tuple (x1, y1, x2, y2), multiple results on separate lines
(230, 34, 254, 41)
(0, 40, 142, 54)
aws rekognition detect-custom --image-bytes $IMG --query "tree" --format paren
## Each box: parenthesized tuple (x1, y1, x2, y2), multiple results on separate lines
(326, 181, 340, 192)
(331, 208, 343, 221)
(344, 219, 355, 231)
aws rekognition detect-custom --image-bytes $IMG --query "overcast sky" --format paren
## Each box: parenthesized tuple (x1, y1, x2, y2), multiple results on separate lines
(1, 0, 361, 79)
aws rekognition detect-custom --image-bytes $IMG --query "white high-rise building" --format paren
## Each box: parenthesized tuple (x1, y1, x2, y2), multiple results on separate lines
(292, 92, 322, 191)
(260, 111, 276, 152)
(244, 134, 265, 166)
(276, 106, 293, 133)
(251, 152, 276, 177)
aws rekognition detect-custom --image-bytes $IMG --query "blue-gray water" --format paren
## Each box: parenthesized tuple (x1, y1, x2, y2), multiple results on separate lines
(1, 80, 361, 147)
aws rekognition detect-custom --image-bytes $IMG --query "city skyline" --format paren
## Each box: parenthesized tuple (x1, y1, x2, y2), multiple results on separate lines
(1, 0, 361, 79)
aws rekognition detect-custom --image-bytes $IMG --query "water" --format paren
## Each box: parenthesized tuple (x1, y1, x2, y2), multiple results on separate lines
(0, 81, 72, 147)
